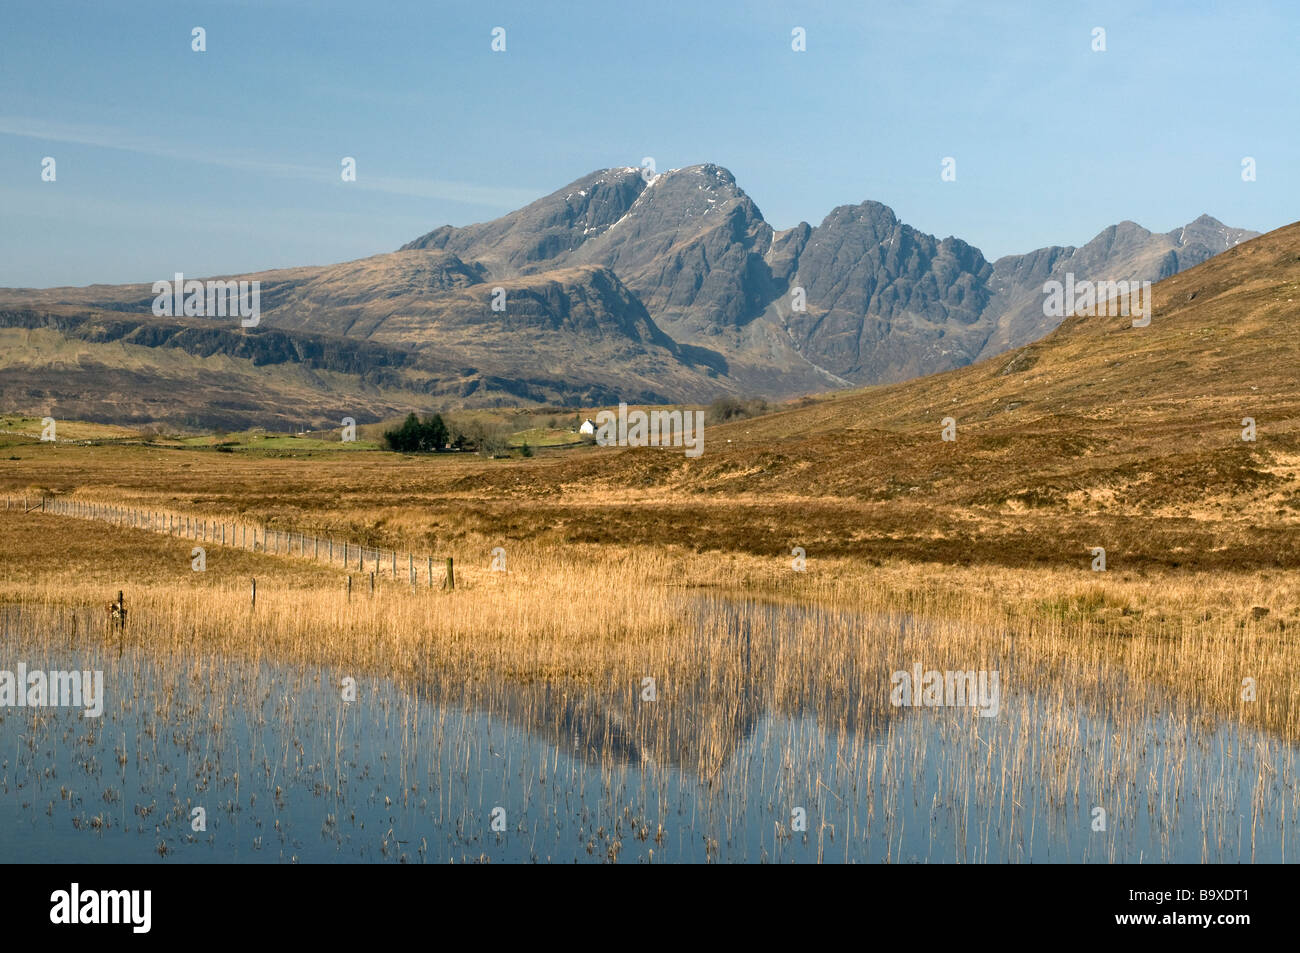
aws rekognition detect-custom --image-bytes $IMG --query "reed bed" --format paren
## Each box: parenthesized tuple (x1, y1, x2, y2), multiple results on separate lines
(3, 505, 1299, 861)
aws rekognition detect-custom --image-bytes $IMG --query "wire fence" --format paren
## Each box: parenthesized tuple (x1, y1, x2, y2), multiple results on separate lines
(3, 494, 449, 588)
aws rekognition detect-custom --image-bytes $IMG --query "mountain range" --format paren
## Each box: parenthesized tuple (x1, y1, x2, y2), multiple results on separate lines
(0, 163, 1258, 428)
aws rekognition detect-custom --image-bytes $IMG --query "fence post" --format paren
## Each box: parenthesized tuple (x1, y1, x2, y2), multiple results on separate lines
(409, 553, 414, 587)
(369, 571, 374, 595)
(347, 575, 352, 601)
(445, 557, 455, 591)
(251, 578, 256, 608)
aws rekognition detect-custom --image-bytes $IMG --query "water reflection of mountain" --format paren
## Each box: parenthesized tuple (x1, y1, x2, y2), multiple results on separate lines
(407, 597, 902, 779)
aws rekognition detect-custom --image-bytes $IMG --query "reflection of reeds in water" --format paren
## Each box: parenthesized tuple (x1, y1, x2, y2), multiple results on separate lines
(3, 545, 1299, 861)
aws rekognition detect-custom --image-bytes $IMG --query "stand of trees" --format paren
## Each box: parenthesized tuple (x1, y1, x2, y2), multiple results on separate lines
(382, 412, 513, 456)
(382, 413, 449, 453)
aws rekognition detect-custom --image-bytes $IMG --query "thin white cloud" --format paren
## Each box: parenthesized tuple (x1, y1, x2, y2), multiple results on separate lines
(0, 115, 541, 209)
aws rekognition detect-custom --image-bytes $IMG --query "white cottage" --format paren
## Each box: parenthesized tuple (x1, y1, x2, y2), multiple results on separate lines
(578, 419, 596, 436)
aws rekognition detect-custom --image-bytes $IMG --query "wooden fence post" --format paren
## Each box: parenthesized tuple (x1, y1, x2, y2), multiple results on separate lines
(369, 571, 375, 595)
(444, 557, 455, 591)
(251, 578, 256, 607)
(347, 575, 352, 601)
(108, 590, 126, 632)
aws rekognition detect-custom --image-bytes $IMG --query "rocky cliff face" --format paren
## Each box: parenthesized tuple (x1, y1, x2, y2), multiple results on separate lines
(778, 201, 993, 383)
(401, 164, 1258, 393)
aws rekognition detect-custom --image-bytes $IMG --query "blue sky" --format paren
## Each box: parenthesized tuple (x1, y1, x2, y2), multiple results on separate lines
(0, 0, 1293, 287)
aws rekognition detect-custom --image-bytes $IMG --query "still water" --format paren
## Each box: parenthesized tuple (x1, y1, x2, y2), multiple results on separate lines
(1, 600, 1295, 863)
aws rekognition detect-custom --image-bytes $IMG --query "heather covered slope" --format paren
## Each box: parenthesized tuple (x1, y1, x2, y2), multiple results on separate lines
(0, 253, 727, 426)
(454, 219, 1300, 568)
